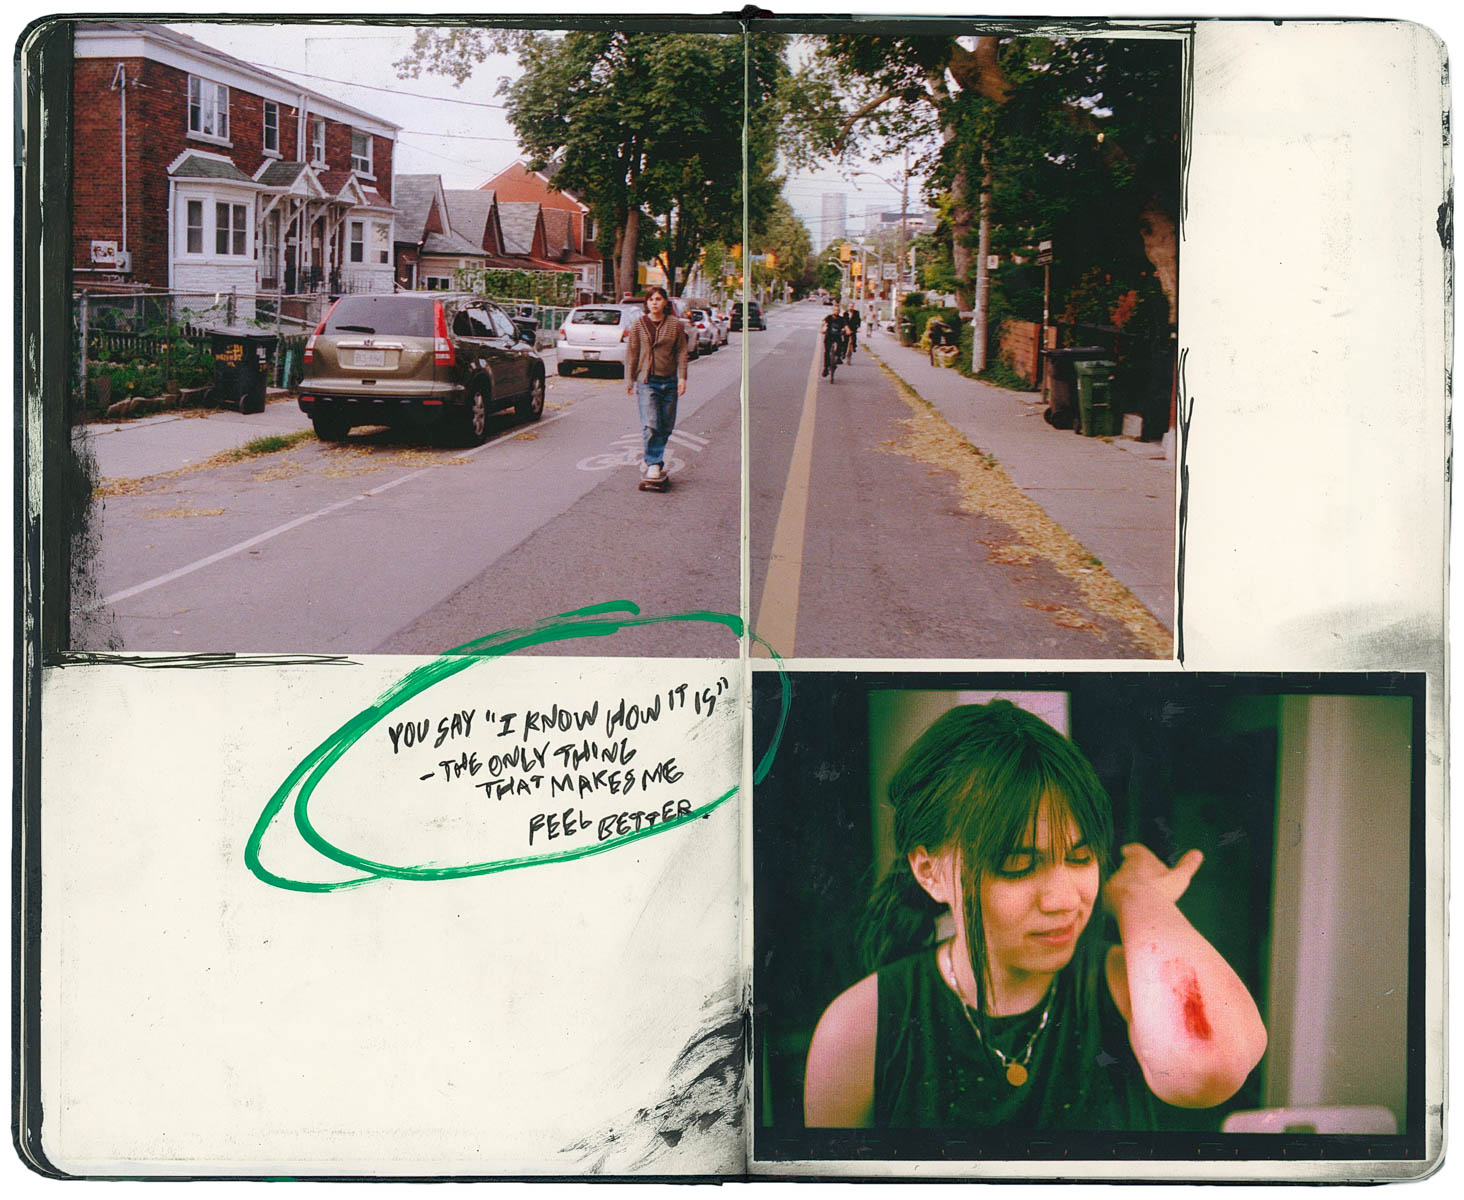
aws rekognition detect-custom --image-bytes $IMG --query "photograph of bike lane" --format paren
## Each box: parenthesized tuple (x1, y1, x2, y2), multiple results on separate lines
(749, 303, 1173, 660)
(74, 346, 744, 656)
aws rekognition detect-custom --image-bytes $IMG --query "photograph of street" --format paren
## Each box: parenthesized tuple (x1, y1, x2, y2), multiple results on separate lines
(63, 19, 1179, 660)
(68, 20, 758, 656)
(749, 31, 1180, 659)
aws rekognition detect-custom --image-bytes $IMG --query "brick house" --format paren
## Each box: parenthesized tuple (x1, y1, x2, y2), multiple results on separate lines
(393, 174, 496, 291)
(73, 21, 399, 313)
(481, 161, 604, 297)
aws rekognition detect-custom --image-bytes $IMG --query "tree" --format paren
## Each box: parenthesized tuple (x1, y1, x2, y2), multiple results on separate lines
(786, 34, 1182, 347)
(399, 29, 784, 298)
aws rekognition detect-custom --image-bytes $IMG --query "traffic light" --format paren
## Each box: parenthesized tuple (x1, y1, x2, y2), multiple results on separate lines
(851, 259, 862, 277)
(730, 244, 742, 259)
(839, 242, 851, 262)
(765, 250, 776, 269)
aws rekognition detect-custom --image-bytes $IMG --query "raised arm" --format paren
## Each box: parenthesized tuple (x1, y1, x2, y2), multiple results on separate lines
(803, 973, 878, 1128)
(1104, 844, 1267, 1109)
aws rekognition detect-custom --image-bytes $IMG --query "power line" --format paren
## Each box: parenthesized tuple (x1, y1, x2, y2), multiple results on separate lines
(251, 62, 510, 109)
(401, 130, 519, 142)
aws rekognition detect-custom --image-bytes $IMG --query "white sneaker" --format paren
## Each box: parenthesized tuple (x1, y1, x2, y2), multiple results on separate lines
(645, 462, 666, 482)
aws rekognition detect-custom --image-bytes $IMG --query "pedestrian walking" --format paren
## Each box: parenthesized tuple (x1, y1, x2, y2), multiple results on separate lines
(625, 286, 689, 487)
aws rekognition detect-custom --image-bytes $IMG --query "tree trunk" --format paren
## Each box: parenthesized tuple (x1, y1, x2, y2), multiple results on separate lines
(616, 207, 640, 298)
(948, 151, 976, 310)
(1137, 198, 1178, 325)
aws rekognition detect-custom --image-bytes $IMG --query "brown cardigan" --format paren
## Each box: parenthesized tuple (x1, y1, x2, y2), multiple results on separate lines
(625, 314, 690, 383)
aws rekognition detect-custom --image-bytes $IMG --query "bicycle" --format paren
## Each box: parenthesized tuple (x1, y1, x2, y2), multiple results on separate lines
(823, 334, 847, 382)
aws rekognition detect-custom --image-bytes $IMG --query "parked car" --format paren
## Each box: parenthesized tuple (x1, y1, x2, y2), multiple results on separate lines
(665, 295, 701, 358)
(298, 292, 545, 445)
(730, 301, 766, 331)
(687, 308, 719, 353)
(556, 302, 645, 377)
(709, 307, 732, 345)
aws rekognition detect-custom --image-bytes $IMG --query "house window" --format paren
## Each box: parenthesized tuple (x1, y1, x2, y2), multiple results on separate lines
(263, 102, 279, 154)
(215, 202, 248, 256)
(188, 77, 229, 141)
(349, 221, 365, 264)
(425, 276, 451, 291)
(351, 130, 373, 175)
(372, 221, 390, 265)
(186, 200, 204, 254)
(309, 118, 326, 166)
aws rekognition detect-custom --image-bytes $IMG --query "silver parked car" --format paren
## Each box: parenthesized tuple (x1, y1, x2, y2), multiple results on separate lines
(555, 302, 646, 377)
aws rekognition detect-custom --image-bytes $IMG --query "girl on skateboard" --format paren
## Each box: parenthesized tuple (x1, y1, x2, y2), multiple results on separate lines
(625, 286, 689, 486)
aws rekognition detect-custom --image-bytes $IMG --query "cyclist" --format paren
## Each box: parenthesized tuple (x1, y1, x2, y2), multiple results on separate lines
(847, 304, 862, 358)
(821, 305, 850, 378)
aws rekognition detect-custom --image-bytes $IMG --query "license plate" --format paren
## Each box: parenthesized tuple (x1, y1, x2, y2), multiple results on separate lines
(584, 349, 600, 359)
(353, 349, 386, 369)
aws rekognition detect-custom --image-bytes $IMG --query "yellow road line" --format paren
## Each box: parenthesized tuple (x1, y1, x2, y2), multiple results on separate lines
(753, 335, 823, 658)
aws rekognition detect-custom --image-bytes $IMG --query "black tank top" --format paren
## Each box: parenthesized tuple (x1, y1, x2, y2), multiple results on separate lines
(872, 948, 1156, 1130)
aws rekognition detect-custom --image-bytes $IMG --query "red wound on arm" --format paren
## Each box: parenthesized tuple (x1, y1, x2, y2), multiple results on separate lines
(1180, 976, 1212, 1039)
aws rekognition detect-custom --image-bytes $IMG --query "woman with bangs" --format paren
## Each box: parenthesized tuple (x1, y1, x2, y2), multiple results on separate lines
(804, 700, 1267, 1130)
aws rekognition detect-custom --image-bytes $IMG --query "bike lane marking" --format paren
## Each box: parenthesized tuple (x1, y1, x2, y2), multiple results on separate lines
(92, 412, 570, 611)
(575, 428, 708, 471)
(752, 331, 822, 658)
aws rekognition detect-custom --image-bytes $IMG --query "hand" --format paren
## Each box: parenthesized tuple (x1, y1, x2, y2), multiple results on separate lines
(677, 380, 687, 397)
(1103, 843, 1202, 919)
(626, 382, 634, 395)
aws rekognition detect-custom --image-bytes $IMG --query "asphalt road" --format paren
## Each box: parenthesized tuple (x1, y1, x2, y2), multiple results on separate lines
(75, 340, 745, 657)
(749, 303, 1144, 659)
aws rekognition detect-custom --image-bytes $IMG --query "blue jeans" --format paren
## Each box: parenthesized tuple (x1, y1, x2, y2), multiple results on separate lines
(636, 375, 679, 466)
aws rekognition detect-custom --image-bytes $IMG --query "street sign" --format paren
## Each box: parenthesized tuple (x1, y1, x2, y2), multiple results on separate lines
(1037, 239, 1053, 266)
(882, 263, 896, 280)
(986, 254, 999, 270)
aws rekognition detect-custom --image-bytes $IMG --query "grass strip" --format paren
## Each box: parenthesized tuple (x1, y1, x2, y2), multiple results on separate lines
(869, 352, 1173, 659)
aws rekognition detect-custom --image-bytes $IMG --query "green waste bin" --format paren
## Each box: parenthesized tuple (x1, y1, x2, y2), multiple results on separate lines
(209, 327, 278, 414)
(1073, 358, 1117, 436)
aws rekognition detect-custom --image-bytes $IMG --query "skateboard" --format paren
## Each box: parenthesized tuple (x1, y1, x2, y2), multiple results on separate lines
(638, 470, 671, 493)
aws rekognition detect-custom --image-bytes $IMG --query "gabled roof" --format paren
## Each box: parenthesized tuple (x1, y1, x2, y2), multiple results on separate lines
(443, 189, 501, 251)
(393, 175, 447, 244)
(497, 201, 543, 257)
(481, 160, 589, 214)
(541, 207, 573, 256)
(168, 151, 258, 185)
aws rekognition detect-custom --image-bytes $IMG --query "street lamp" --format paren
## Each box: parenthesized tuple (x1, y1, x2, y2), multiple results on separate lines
(848, 158, 916, 314)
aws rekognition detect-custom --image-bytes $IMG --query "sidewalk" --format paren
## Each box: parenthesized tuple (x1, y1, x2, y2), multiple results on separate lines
(865, 330, 1176, 631)
(77, 346, 563, 483)
(76, 392, 313, 482)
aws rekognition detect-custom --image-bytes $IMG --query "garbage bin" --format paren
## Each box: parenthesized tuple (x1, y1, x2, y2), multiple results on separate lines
(1073, 358, 1117, 436)
(899, 319, 916, 345)
(209, 326, 278, 414)
(1040, 346, 1108, 431)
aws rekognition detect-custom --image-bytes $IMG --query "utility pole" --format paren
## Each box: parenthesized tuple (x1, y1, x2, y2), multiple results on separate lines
(898, 147, 910, 302)
(973, 150, 993, 372)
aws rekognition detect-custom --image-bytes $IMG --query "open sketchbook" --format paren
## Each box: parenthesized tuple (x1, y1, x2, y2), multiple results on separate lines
(13, 11, 1449, 1184)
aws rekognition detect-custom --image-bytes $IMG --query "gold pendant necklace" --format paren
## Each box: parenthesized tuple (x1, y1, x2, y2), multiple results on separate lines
(942, 942, 1053, 1088)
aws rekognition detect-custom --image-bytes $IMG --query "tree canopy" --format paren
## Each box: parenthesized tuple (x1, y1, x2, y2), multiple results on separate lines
(398, 28, 786, 297)
(784, 33, 1182, 324)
